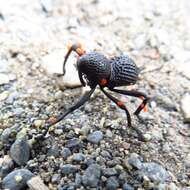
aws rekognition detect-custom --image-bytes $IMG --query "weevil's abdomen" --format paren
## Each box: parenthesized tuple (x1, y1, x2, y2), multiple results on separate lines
(108, 55, 139, 88)
(77, 52, 111, 84)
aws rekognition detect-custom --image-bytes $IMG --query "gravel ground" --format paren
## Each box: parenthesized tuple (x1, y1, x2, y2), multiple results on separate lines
(0, 0, 190, 189)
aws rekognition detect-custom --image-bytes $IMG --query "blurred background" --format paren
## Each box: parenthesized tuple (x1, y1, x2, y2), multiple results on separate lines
(0, 0, 190, 190)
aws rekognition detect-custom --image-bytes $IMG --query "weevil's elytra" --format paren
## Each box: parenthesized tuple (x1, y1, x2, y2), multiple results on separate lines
(42, 42, 150, 141)
(108, 55, 139, 88)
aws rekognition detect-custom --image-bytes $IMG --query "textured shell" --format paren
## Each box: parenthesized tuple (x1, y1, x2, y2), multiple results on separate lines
(108, 55, 139, 88)
(77, 52, 111, 82)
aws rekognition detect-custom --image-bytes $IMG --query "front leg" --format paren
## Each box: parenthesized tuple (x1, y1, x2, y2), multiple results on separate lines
(36, 87, 96, 139)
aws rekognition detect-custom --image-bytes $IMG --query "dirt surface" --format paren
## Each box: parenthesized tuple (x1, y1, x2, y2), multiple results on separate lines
(0, 0, 190, 189)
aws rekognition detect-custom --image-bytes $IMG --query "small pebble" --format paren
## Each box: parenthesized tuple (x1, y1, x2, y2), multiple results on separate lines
(33, 120, 44, 128)
(80, 125, 91, 136)
(0, 155, 14, 178)
(65, 138, 81, 148)
(84, 104, 93, 113)
(143, 133, 152, 142)
(101, 150, 112, 159)
(102, 168, 118, 177)
(168, 182, 178, 190)
(126, 153, 142, 170)
(61, 164, 78, 175)
(10, 139, 30, 166)
(51, 174, 61, 183)
(16, 128, 28, 140)
(75, 173, 82, 187)
(27, 175, 49, 190)
(123, 182, 134, 190)
(54, 129, 63, 135)
(14, 108, 24, 116)
(106, 176, 120, 190)
(82, 164, 101, 187)
(0, 91, 9, 101)
(55, 90, 63, 99)
(105, 129, 113, 138)
(87, 130, 103, 144)
(1, 128, 12, 143)
(6, 91, 19, 104)
(73, 153, 85, 162)
(61, 148, 71, 159)
(47, 142, 59, 157)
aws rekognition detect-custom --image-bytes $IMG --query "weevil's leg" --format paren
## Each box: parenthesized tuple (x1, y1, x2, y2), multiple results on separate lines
(63, 42, 86, 75)
(100, 87, 144, 141)
(109, 88, 150, 116)
(38, 87, 96, 139)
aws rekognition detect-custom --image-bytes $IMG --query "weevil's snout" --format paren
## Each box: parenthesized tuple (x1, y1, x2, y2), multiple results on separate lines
(63, 42, 86, 75)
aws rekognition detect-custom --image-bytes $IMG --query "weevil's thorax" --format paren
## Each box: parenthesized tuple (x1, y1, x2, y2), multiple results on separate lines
(77, 52, 111, 85)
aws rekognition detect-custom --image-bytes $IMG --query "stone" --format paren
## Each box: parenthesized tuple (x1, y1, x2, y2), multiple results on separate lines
(181, 94, 190, 122)
(16, 128, 28, 140)
(6, 91, 19, 104)
(87, 130, 103, 144)
(82, 164, 101, 187)
(41, 50, 81, 88)
(73, 153, 85, 162)
(27, 176, 49, 190)
(168, 182, 179, 190)
(127, 153, 143, 170)
(61, 148, 71, 159)
(0, 91, 9, 101)
(80, 125, 91, 136)
(47, 142, 59, 157)
(33, 120, 44, 128)
(123, 182, 134, 190)
(105, 129, 113, 138)
(106, 176, 119, 190)
(1, 128, 12, 143)
(137, 162, 170, 183)
(102, 168, 117, 177)
(101, 150, 112, 159)
(10, 139, 30, 166)
(51, 174, 61, 183)
(54, 129, 63, 135)
(61, 164, 78, 175)
(65, 138, 81, 148)
(143, 133, 152, 142)
(0, 155, 14, 178)
(14, 107, 24, 116)
(2, 169, 34, 190)
(75, 173, 82, 187)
